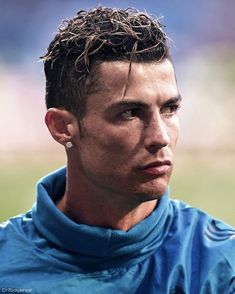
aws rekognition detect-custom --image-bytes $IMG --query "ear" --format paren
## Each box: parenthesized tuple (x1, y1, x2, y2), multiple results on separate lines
(45, 108, 78, 147)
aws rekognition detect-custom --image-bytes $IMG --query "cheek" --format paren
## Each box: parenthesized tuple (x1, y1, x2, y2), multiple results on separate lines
(90, 126, 142, 154)
(169, 117, 180, 145)
(79, 127, 140, 178)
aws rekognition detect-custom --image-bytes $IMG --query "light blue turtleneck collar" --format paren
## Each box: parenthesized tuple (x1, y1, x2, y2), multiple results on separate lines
(32, 167, 172, 271)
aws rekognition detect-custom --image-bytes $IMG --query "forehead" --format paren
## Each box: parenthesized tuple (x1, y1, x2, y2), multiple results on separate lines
(86, 59, 178, 111)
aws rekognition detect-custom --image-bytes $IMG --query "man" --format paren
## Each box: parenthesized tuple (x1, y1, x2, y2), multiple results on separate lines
(0, 7, 235, 294)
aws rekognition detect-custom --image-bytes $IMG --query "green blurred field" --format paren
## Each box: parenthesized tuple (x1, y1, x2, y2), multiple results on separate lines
(0, 151, 235, 226)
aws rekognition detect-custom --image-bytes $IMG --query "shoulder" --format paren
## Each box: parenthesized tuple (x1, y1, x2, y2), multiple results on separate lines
(0, 211, 30, 241)
(0, 211, 37, 263)
(170, 198, 235, 230)
(168, 198, 235, 267)
(169, 198, 235, 242)
(0, 212, 48, 285)
(0, 213, 25, 239)
(162, 199, 235, 291)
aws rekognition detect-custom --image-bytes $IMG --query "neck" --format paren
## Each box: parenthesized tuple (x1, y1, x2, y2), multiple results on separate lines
(57, 168, 157, 231)
(57, 194, 157, 231)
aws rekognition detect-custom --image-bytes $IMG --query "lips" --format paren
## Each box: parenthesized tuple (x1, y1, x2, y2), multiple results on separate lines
(139, 160, 172, 176)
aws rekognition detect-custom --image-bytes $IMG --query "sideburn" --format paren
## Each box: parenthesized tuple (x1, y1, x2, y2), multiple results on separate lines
(77, 120, 87, 140)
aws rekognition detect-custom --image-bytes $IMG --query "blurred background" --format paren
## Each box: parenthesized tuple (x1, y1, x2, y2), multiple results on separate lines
(0, 0, 235, 225)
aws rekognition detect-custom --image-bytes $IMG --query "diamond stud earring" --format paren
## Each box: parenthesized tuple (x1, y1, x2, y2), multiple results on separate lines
(65, 141, 73, 149)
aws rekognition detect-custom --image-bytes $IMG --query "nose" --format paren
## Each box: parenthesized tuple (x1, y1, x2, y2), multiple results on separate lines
(144, 115, 170, 154)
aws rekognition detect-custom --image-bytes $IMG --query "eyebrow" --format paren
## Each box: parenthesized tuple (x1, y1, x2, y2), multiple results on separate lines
(107, 94, 182, 111)
(163, 94, 182, 105)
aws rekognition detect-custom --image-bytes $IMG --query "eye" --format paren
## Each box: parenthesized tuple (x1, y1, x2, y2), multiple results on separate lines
(161, 104, 180, 117)
(120, 108, 140, 120)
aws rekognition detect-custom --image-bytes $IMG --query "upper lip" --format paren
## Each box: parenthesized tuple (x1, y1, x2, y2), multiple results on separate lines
(140, 160, 172, 169)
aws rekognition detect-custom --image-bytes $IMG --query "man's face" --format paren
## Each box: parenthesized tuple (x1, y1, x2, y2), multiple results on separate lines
(73, 59, 180, 203)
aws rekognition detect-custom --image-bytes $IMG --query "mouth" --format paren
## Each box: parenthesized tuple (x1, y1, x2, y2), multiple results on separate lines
(139, 160, 172, 176)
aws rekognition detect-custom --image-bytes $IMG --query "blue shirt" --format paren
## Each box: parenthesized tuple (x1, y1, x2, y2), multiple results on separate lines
(1, 167, 235, 293)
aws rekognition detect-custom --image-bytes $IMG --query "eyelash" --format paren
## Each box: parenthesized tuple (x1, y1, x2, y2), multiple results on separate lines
(120, 108, 141, 120)
(161, 104, 181, 116)
(118, 103, 181, 123)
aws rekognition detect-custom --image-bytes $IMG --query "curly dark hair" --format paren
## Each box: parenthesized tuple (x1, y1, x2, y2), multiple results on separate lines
(41, 7, 170, 119)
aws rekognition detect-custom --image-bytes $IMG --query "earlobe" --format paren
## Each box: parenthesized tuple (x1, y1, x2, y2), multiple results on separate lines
(45, 108, 77, 147)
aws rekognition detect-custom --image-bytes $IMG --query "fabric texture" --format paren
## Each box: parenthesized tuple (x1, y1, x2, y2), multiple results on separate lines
(1, 167, 235, 294)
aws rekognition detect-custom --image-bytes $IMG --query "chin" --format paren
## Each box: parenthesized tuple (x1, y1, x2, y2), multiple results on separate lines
(130, 167, 172, 199)
(133, 179, 169, 202)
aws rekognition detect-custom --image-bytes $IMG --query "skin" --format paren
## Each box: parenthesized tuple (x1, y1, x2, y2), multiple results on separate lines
(46, 58, 181, 231)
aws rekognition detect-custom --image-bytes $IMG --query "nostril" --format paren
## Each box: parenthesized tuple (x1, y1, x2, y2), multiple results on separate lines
(146, 143, 167, 154)
(147, 144, 160, 155)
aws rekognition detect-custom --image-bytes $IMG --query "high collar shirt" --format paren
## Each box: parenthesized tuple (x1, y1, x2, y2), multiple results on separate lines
(0, 167, 235, 293)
